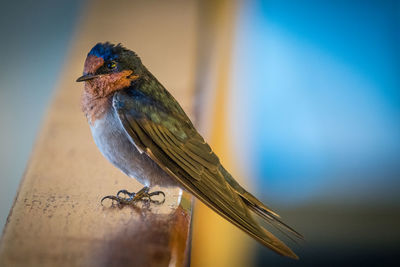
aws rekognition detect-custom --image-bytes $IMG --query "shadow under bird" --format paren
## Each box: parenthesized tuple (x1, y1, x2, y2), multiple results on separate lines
(76, 42, 303, 259)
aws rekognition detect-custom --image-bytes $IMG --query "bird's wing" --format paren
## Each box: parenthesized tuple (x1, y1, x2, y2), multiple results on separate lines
(112, 88, 298, 259)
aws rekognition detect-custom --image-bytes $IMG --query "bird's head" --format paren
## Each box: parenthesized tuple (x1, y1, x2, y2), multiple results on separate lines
(76, 42, 143, 96)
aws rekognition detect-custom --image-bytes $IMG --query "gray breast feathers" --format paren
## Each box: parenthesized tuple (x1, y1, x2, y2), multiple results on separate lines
(89, 109, 177, 187)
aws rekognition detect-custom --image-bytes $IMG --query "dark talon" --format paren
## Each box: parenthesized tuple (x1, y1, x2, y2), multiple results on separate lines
(148, 191, 166, 204)
(148, 199, 165, 205)
(148, 191, 165, 197)
(101, 195, 121, 206)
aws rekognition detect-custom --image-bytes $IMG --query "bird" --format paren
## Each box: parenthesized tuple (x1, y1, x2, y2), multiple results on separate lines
(76, 42, 302, 259)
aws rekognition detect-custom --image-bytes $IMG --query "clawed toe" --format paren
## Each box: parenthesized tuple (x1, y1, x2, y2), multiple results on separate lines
(101, 195, 126, 206)
(147, 191, 166, 204)
(117, 189, 135, 199)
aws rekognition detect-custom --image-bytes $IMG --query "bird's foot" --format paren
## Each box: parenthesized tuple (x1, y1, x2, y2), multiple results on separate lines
(101, 186, 165, 206)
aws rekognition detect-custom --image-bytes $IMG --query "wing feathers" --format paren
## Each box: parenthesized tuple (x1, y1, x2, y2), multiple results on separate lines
(113, 89, 300, 259)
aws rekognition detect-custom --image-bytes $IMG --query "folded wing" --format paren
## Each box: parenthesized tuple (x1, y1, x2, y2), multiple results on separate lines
(112, 87, 299, 259)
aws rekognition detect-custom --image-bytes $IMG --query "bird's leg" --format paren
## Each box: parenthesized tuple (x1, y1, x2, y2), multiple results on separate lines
(101, 186, 166, 206)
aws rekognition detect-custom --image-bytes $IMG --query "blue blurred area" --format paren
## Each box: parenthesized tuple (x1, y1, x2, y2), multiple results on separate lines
(230, 0, 400, 205)
(0, 0, 83, 232)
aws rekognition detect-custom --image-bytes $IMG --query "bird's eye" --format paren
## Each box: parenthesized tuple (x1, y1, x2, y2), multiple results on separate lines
(107, 61, 117, 69)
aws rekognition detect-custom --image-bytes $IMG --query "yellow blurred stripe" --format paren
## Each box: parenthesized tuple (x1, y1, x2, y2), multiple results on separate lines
(191, 1, 254, 266)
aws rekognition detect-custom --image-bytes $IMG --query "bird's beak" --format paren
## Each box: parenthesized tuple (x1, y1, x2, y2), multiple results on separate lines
(76, 74, 100, 82)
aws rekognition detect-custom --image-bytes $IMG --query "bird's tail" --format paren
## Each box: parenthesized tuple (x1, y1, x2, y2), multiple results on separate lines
(218, 165, 303, 258)
(239, 191, 304, 240)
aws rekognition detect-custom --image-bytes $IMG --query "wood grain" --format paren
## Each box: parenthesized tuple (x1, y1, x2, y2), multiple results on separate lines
(0, 0, 199, 266)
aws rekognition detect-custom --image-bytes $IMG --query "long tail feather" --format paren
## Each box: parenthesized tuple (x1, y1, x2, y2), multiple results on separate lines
(241, 191, 304, 239)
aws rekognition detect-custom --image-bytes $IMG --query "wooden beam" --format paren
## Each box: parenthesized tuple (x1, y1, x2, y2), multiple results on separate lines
(0, 0, 199, 266)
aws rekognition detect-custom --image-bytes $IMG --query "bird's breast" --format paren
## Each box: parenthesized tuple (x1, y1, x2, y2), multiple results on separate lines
(89, 108, 177, 187)
(81, 91, 112, 125)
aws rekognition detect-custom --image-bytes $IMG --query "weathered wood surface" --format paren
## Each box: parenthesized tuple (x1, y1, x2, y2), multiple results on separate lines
(0, 0, 199, 266)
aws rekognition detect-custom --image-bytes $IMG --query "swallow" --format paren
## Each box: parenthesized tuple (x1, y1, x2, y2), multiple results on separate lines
(77, 42, 302, 259)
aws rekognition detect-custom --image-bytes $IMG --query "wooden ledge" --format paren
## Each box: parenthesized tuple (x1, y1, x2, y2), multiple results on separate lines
(0, 186, 192, 267)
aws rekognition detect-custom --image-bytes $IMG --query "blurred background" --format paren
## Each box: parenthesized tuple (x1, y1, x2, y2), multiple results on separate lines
(0, 0, 399, 266)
